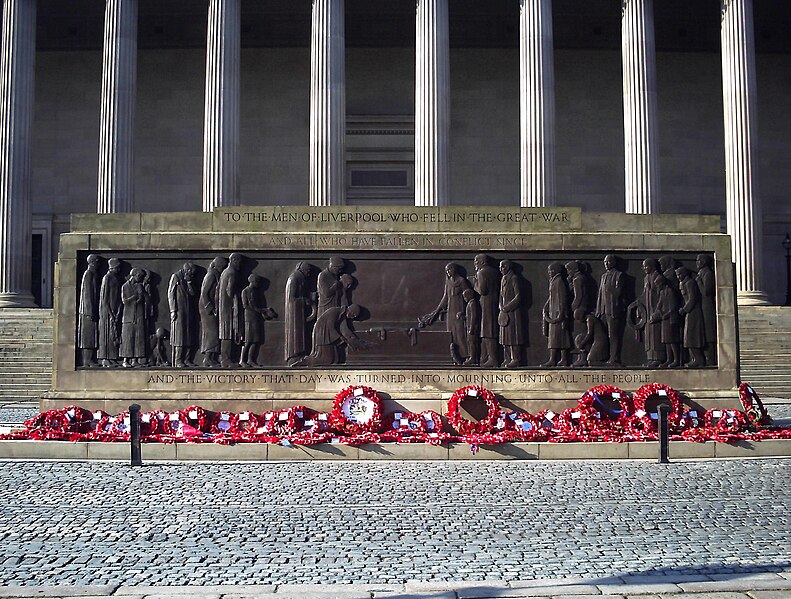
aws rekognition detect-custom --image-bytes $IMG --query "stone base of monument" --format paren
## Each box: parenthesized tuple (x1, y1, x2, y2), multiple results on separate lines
(1, 439, 790, 461)
(49, 207, 742, 415)
(40, 363, 741, 414)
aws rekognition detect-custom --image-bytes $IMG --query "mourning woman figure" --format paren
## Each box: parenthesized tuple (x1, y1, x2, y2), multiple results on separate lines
(168, 262, 197, 368)
(419, 263, 470, 365)
(120, 268, 149, 368)
(285, 262, 316, 364)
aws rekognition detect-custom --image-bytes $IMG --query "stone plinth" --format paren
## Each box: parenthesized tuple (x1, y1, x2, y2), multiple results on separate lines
(47, 206, 737, 413)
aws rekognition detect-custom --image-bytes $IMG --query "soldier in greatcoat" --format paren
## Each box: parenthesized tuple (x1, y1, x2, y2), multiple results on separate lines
(498, 260, 524, 368)
(542, 262, 571, 367)
(218, 253, 244, 368)
(641, 259, 666, 367)
(649, 275, 681, 368)
(676, 266, 706, 367)
(98, 258, 122, 367)
(473, 254, 500, 368)
(595, 254, 625, 365)
(199, 257, 227, 367)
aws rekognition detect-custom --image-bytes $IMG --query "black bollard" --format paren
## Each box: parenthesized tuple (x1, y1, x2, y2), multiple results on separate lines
(129, 403, 143, 467)
(658, 404, 670, 464)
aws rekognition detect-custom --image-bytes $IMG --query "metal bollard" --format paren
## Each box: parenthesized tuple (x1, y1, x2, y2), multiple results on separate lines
(658, 404, 670, 464)
(129, 403, 143, 467)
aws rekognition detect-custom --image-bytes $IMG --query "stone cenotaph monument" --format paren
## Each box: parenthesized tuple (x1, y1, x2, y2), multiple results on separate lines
(46, 206, 737, 415)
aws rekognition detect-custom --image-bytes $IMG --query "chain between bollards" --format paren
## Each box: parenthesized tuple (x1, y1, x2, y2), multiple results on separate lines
(129, 403, 143, 467)
(658, 404, 670, 464)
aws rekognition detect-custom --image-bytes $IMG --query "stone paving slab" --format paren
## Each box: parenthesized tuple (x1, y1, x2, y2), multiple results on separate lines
(657, 593, 752, 599)
(114, 587, 275, 595)
(678, 580, 791, 593)
(600, 584, 683, 595)
(373, 592, 458, 599)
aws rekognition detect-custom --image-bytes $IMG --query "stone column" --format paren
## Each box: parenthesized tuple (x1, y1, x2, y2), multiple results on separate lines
(202, 0, 240, 212)
(519, 0, 556, 208)
(721, 0, 767, 305)
(414, 0, 450, 207)
(621, 0, 660, 214)
(97, 0, 137, 214)
(309, 0, 346, 206)
(0, 0, 36, 308)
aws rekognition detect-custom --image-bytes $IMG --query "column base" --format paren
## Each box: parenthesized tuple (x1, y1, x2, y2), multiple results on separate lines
(0, 293, 36, 308)
(737, 290, 771, 306)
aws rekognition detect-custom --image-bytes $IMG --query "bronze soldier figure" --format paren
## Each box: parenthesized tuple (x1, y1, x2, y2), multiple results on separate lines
(595, 254, 625, 366)
(542, 262, 571, 367)
(218, 253, 244, 368)
(473, 254, 500, 368)
(498, 260, 524, 368)
(199, 257, 227, 368)
(676, 265, 706, 367)
(98, 258, 122, 368)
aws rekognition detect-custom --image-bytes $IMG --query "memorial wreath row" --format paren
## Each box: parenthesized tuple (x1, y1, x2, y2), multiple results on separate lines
(2, 382, 789, 446)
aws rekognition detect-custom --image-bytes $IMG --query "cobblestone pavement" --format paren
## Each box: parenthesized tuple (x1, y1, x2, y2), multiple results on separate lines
(0, 459, 788, 589)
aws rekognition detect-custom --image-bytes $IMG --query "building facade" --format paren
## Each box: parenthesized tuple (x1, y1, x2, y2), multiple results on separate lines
(0, 0, 789, 308)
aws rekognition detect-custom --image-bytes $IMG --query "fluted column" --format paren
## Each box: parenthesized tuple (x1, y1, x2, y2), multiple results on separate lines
(621, 0, 660, 214)
(202, 0, 240, 212)
(0, 0, 36, 308)
(98, 0, 137, 214)
(414, 0, 450, 207)
(721, 0, 767, 304)
(519, 0, 556, 208)
(309, 0, 346, 206)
